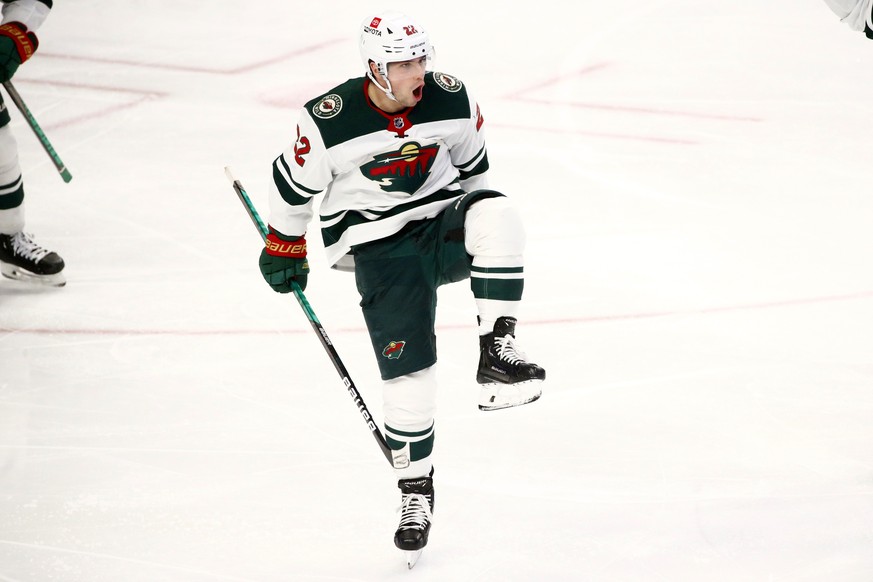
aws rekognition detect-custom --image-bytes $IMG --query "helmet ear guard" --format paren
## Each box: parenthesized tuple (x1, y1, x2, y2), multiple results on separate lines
(359, 12, 433, 101)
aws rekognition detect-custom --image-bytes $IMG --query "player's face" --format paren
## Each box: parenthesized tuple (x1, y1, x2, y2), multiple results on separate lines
(386, 57, 427, 107)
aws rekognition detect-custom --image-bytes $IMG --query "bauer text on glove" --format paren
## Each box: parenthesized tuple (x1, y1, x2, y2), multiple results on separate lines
(0, 22, 38, 83)
(259, 229, 309, 293)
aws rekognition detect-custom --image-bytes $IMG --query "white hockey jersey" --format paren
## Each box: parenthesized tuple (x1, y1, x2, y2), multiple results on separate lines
(823, 0, 873, 31)
(268, 72, 489, 267)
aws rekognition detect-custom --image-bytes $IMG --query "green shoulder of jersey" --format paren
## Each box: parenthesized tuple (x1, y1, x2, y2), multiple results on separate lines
(306, 72, 473, 149)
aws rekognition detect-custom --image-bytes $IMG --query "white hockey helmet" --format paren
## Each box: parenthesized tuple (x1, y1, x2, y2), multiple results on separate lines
(359, 12, 433, 99)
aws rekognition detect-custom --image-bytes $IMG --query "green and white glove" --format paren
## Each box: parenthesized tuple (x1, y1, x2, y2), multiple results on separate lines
(259, 227, 309, 293)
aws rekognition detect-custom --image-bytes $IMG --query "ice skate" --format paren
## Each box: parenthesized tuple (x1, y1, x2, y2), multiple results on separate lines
(477, 316, 545, 411)
(0, 232, 65, 287)
(394, 471, 434, 569)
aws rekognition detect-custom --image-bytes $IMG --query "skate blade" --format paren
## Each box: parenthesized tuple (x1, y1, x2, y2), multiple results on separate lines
(405, 549, 422, 569)
(478, 380, 542, 411)
(1, 263, 66, 287)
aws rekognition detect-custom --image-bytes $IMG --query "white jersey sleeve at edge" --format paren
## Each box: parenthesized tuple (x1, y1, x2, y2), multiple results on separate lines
(823, 0, 872, 30)
(268, 109, 333, 236)
(460, 173, 489, 192)
(1, 0, 50, 30)
(451, 87, 490, 192)
(267, 171, 313, 237)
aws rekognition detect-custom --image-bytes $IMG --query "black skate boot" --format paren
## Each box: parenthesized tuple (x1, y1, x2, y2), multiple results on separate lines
(394, 470, 434, 568)
(477, 316, 545, 411)
(0, 232, 65, 287)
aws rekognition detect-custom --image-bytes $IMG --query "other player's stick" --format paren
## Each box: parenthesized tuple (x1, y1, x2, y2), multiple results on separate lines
(224, 167, 393, 465)
(2, 80, 72, 183)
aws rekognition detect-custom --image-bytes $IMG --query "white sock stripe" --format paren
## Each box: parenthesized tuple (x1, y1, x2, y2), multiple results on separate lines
(385, 423, 435, 442)
(471, 271, 524, 280)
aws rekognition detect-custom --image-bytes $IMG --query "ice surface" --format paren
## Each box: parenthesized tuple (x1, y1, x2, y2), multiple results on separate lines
(1, 1, 872, 580)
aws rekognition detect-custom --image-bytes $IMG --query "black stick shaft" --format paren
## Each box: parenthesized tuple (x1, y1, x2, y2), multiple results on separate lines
(224, 167, 393, 465)
(2, 81, 72, 183)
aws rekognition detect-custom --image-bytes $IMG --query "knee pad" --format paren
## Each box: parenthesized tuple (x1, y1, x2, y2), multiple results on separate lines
(464, 196, 526, 258)
(382, 366, 437, 429)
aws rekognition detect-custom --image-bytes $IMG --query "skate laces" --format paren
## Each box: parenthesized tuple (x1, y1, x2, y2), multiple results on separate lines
(8, 232, 51, 262)
(494, 334, 529, 365)
(397, 493, 432, 530)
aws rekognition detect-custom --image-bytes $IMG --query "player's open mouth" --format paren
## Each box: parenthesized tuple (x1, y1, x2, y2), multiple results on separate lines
(413, 84, 424, 100)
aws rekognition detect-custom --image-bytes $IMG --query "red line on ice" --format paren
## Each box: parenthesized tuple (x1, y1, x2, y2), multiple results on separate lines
(2, 291, 871, 337)
(38, 39, 340, 74)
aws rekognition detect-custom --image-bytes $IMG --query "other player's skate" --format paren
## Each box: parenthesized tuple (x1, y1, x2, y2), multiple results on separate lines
(0, 232, 65, 287)
(394, 471, 434, 569)
(477, 316, 545, 411)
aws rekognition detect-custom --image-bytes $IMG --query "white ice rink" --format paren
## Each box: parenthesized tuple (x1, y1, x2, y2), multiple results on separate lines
(2, 1, 872, 580)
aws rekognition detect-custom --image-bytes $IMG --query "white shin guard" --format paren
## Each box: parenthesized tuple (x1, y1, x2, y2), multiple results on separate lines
(383, 366, 438, 479)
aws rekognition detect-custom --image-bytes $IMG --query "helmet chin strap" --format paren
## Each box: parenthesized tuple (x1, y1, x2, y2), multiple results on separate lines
(367, 67, 399, 102)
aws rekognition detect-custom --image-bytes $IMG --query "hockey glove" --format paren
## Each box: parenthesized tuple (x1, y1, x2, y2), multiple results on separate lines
(0, 22, 38, 83)
(259, 228, 309, 293)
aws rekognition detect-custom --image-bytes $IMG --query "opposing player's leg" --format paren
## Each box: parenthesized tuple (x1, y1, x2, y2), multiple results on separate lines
(0, 107, 64, 286)
(462, 194, 545, 411)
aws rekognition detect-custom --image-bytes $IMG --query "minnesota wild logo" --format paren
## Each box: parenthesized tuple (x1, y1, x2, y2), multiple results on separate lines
(361, 142, 439, 193)
(382, 340, 406, 360)
(433, 72, 462, 92)
(312, 94, 342, 119)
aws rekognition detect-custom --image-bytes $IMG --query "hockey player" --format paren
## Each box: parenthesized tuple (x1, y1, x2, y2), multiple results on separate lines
(257, 11, 545, 566)
(0, 0, 64, 286)
(823, 0, 873, 38)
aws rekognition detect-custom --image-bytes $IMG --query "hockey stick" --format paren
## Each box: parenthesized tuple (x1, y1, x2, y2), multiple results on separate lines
(2, 80, 72, 183)
(224, 167, 393, 465)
